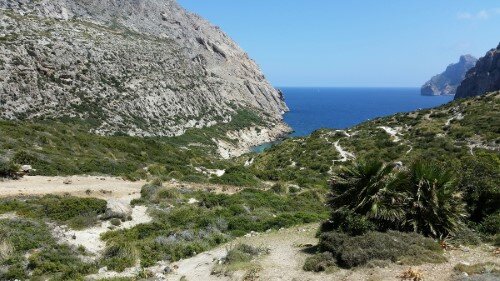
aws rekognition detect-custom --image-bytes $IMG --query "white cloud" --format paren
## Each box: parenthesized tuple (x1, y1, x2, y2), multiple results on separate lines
(457, 8, 500, 20)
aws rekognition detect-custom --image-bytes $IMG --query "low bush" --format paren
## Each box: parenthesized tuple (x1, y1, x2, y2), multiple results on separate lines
(0, 218, 96, 280)
(303, 252, 337, 272)
(101, 242, 137, 272)
(27, 244, 97, 279)
(209, 166, 260, 187)
(212, 244, 268, 277)
(0, 195, 107, 229)
(0, 160, 19, 179)
(454, 262, 499, 276)
(319, 231, 445, 268)
(110, 218, 121, 226)
(224, 244, 268, 264)
(449, 227, 482, 246)
(479, 212, 500, 235)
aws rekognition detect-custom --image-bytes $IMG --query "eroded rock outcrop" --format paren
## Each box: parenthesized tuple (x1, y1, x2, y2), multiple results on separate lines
(0, 0, 288, 137)
(421, 55, 477, 96)
(455, 43, 500, 99)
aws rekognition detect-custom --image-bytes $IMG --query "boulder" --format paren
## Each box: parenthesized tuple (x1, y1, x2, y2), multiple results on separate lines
(102, 200, 132, 220)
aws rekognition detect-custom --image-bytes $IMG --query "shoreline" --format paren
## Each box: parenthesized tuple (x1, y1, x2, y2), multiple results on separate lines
(216, 121, 292, 159)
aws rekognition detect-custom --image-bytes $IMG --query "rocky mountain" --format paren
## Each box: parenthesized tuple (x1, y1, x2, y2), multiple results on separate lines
(455, 43, 500, 99)
(421, 55, 477, 96)
(0, 0, 288, 137)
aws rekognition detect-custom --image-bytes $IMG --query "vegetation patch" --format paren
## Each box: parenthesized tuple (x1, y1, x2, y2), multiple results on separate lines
(0, 195, 107, 229)
(102, 181, 328, 268)
(454, 262, 499, 276)
(303, 252, 337, 272)
(319, 231, 445, 268)
(0, 218, 96, 280)
(212, 244, 268, 278)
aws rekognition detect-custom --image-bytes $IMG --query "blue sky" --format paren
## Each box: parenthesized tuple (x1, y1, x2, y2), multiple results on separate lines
(178, 1, 500, 87)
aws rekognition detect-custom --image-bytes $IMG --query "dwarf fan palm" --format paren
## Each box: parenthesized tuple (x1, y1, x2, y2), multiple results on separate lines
(399, 162, 466, 238)
(328, 161, 406, 229)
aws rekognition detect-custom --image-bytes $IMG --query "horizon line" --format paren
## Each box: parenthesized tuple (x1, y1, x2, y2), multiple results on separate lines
(274, 86, 421, 89)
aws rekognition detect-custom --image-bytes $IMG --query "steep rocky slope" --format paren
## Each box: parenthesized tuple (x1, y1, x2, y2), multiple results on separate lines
(421, 55, 477, 96)
(0, 0, 288, 137)
(456, 43, 500, 99)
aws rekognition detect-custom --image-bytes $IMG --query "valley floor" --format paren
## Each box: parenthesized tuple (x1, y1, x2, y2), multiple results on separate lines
(0, 176, 497, 281)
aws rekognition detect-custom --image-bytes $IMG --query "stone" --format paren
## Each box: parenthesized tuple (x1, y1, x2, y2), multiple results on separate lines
(102, 199, 132, 219)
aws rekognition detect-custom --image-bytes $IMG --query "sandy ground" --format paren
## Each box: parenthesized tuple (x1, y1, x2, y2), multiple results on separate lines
(0, 175, 145, 199)
(52, 205, 152, 255)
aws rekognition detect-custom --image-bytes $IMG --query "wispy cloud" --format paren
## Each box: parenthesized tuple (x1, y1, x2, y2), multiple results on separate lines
(457, 8, 500, 20)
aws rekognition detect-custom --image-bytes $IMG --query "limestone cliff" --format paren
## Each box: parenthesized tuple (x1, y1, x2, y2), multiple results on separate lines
(0, 0, 288, 137)
(421, 55, 477, 96)
(455, 43, 500, 99)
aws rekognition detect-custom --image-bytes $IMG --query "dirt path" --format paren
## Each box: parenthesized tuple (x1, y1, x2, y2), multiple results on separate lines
(333, 140, 356, 163)
(378, 126, 402, 142)
(0, 176, 244, 199)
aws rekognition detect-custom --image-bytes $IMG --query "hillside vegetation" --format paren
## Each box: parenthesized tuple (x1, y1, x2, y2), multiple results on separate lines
(248, 92, 499, 246)
(0, 109, 266, 185)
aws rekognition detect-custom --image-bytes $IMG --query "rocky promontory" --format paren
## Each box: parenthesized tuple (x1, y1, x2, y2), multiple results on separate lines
(421, 55, 477, 96)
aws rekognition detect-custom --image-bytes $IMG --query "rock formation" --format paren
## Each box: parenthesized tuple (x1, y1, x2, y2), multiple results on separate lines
(0, 0, 288, 137)
(455, 43, 500, 99)
(421, 55, 477, 96)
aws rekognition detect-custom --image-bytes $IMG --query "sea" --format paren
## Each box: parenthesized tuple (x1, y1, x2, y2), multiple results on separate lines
(252, 87, 453, 152)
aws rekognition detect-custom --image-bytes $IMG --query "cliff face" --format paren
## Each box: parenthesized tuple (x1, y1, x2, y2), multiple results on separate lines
(455, 43, 500, 100)
(421, 55, 477, 96)
(0, 0, 288, 136)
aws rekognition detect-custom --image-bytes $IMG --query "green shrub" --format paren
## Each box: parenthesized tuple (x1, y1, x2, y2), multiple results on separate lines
(0, 218, 96, 280)
(101, 242, 137, 272)
(210, 166, 259, 187)
(0, 160, 19, 179)
(270, 182, 288, 194)
(110, 218, 122, 226)
(450, 227, 482, 246)
(479, 212, 500, 235)
(0, 195, 106, 229)
(303, 252, 337, 272)
(224, 244, 268, 265)
(319, 231, 445, 268)
(101, 188, 328, 267)
(27, 244, 97, 279)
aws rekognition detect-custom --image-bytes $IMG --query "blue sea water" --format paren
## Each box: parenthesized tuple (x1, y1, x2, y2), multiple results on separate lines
(282, 87, 453, 136)
(252, 87, 453, 152)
